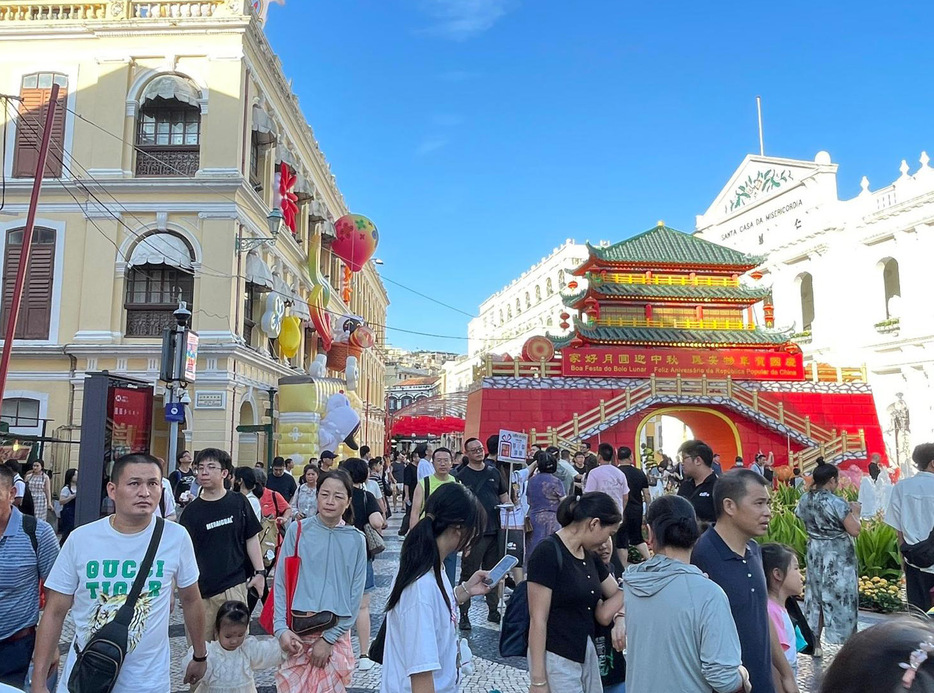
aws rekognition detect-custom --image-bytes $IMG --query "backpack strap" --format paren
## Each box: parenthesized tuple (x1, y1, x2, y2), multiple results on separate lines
(113, 517, 164, 627)
(551, 534, 563, 573)
(22, 513, 38, 556)
(423, 475, 430, 502)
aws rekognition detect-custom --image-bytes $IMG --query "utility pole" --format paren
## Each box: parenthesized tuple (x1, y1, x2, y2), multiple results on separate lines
(161, 302, 196, 472)
(0, 83, 60, 402)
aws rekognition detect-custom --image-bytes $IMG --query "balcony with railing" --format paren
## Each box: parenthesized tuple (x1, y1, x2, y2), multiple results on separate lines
(0, 0, 240, 22)
(595, 316, 752, 331)
(591, 272, 741, 288)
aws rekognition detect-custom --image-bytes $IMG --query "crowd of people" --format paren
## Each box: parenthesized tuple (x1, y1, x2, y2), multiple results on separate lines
(0, 436, 932, 693)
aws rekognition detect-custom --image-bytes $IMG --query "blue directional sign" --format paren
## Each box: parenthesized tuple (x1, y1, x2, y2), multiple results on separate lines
(164, 402, 185, 423)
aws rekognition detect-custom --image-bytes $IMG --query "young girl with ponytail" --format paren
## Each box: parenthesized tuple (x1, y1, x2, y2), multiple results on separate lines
(622, 494, 751, 693)
(526, 491, 625, 693)
(380, 483, 495, 693)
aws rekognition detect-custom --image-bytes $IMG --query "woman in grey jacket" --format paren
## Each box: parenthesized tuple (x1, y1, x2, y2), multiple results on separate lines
(622, 495, 751, 693)
(274, 470, 367, 693)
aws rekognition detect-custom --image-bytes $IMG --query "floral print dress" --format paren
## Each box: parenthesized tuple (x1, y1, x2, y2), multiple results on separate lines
(795, 489, 858, 643)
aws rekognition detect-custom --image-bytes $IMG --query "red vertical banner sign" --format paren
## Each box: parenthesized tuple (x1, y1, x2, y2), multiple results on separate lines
(107, 386, 154, 462)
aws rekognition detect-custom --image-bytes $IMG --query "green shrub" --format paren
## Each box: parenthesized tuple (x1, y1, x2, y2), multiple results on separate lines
(758, 507, 809, 567)
(855, 518, 902, 580)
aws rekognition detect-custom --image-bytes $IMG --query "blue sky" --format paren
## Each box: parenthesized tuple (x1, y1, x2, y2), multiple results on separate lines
(266, 1, 934, 352)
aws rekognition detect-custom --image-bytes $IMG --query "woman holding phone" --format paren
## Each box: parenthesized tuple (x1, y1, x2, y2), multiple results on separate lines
(381, 483, 499, 693)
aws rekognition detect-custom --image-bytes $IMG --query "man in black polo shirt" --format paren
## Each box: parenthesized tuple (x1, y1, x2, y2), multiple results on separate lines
(691, 470, 799, 693)
(677, 439, 718, 531)
(455, 436, 509, 630)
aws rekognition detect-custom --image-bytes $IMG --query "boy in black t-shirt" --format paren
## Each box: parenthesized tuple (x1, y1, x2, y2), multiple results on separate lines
(178, 448, 264, 642)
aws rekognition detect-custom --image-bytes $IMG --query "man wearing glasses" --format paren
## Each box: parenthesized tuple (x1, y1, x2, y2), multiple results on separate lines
(676, 439, 718, 530)
(179, 448, 265, 642)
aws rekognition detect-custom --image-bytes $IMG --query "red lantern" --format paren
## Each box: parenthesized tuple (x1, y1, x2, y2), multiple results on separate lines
(559, 312, 570, 321)
(559, 321, 570, 329)
(567, 280, 579, 290)
(750, 270, 764, 281)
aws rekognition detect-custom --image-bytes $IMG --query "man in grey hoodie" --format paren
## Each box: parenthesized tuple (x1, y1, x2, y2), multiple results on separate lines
(623, 495, 750, 693)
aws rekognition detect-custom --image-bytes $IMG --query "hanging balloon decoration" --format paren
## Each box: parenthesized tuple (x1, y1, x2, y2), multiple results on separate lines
(348, 324, 375, 350)
(333, 214, 379, 272)
(279, 315, 302, 358)
(275, 162, 300, 234)
(261, 293, 285, 338)
(341, 263, 353, 304)
(308, 284, 332, 351)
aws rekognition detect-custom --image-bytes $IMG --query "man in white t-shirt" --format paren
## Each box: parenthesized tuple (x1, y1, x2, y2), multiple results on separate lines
(31, 453, 207, 693)
(583, 443, 629, 564)
(885, 443, 934, 611)
(415, 443, 435, 482)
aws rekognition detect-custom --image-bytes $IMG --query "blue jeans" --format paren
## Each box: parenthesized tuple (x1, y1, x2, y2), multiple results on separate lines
(0, 630, 35, 689)
(443, 552, 457, 586)
(603, 684, 626, 693)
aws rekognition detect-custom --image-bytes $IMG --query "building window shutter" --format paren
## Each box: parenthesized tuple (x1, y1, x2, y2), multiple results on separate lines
(1, 227, 56, 340)
(13, 73, 68, 179)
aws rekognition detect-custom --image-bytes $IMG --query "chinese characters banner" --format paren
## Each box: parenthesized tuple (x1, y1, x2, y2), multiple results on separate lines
(106, 386, 153, 461)
(561, 346, 804, 381)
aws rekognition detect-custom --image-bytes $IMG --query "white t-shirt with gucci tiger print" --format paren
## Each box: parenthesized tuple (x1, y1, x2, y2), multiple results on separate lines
(45, 514, 199, 693)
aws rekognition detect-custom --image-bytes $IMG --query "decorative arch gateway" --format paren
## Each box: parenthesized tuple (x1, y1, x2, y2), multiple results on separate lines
(466, 223, 888, 472)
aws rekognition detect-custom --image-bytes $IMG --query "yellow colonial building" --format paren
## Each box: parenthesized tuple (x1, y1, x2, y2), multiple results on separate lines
(0, 0, 388, 475)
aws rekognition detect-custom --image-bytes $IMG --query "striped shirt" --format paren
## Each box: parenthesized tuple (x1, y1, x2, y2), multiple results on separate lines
(0, 506, 60, 639)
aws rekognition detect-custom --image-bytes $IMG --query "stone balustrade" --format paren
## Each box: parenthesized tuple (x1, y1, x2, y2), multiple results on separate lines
(0, 0, 246, 21)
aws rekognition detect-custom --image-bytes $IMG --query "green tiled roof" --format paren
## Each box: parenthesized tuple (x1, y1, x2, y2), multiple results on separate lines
(564, 282, 770, 304)
(586, 225, 764, 268)
(549, 320, 790, 348)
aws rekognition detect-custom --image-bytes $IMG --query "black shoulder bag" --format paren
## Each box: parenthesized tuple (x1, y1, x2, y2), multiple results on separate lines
(68, 517, 165, 693)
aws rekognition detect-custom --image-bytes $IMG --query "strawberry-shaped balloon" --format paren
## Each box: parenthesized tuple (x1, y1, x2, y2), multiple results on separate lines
(332, 214, 379, 272)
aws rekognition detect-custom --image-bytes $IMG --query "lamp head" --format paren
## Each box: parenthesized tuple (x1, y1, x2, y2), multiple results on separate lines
(266, 208, 284, 238)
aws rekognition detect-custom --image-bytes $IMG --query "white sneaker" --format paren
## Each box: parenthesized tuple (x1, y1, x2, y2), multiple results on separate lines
(358, 655, 376, 672)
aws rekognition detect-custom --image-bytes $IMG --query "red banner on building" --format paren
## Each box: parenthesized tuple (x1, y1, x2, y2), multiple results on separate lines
(561, 346, 803, 381)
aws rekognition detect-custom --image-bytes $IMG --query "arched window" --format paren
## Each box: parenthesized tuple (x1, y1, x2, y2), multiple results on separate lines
(546, 317, 553, 327)
(515, 297, 521, 314)
(507, 306, 513, 321)
(1, 397, 40, 428)
(879, 258, 901, 319)
(525, 292, 531, 309)
(401, 396, 413, 408)
(535, 285, 542, 303)
(797, 272, 815, 331)
(558, 270, 565, 287)
(499, 309, 503, 325)
(546, 278, 554, 296)
(136, 76, 202, 176)
(124, 234, 195, 337)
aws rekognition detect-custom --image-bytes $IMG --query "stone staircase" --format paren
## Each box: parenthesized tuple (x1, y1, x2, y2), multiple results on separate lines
(529, 375, 865, 471)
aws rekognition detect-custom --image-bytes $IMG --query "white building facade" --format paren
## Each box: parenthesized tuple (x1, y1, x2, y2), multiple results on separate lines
(696, 150, 934, 468)
(440, 241, 593, 394)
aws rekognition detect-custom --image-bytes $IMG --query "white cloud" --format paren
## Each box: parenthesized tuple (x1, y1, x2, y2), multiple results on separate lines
(416, 136, 450, 156)
(417, 0, 517, 40)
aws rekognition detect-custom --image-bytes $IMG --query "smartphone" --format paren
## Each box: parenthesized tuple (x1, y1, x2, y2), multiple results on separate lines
(483, 554, 519, 585)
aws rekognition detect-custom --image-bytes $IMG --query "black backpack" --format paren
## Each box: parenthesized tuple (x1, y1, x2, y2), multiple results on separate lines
(67, 517, 164, 693)
(499, 536, 564, 658)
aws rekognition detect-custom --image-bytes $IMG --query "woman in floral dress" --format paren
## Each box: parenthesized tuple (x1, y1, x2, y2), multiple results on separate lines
(525, 451, 565, 558)
(795, 463, 862, 651)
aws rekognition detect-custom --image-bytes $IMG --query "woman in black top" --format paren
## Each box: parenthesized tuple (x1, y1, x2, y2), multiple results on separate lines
(527, 492, 624, 693)
(343, 458, 384, 672)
